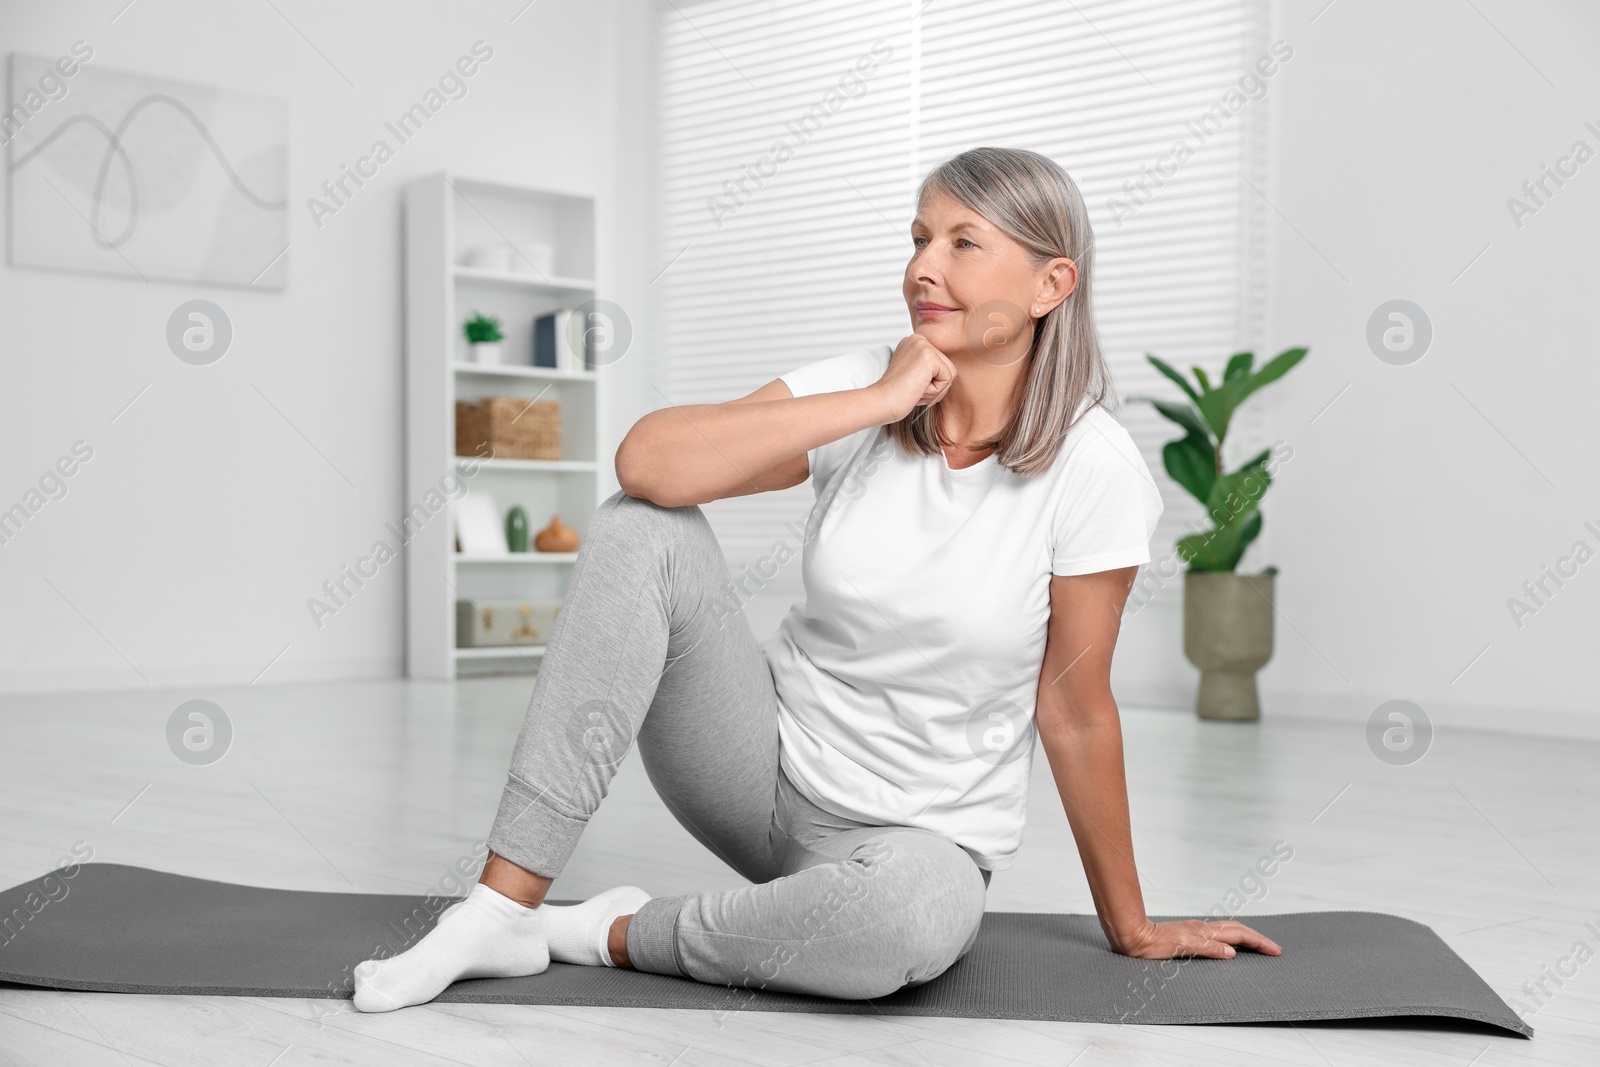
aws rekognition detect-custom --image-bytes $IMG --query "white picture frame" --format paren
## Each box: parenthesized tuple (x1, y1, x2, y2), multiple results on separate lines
(455, 493, 507, 555)
(6, 54, 289, 288)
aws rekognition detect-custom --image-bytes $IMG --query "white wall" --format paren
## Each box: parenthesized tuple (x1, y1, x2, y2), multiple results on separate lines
(1201, 0, 1600, 739)
(0, 0, 658, 691)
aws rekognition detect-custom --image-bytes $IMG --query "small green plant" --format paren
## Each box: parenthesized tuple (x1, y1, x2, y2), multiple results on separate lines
(463, 311, 503, 344)
(1130, 346, 1307, 573)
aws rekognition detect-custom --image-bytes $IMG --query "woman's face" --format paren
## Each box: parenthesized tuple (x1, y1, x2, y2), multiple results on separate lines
(902, 186, 1077, 365)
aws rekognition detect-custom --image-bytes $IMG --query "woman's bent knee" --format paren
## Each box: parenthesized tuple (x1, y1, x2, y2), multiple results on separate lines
(593, 489, 716, 550)
(900, 871, 986, 988)
(821, 835, 988, 999)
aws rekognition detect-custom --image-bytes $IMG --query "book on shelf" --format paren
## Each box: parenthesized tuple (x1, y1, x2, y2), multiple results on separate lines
(534, 309, 591, 371)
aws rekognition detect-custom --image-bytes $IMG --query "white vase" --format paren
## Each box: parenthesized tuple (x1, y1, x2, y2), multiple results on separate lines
(469, 342, 503, 364)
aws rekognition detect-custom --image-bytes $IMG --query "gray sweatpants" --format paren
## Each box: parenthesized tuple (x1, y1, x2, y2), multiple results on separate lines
(485, 489, 991, 1000)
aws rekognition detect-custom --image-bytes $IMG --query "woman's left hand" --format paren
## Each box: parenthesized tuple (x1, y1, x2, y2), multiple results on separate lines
(1112, 918, 1282, 960)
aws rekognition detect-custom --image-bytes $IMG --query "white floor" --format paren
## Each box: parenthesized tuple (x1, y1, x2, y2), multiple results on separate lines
(0, 676, 1592, 1066)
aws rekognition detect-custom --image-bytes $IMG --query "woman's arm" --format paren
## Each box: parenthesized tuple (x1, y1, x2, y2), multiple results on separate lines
(615, 335, 958, 509)
(616, 379, 893, 508)
(1034, 567, 1282, 960)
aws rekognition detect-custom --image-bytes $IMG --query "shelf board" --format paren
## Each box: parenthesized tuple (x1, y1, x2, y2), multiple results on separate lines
(456, 457, 597, 473)
(453, 361, 596, 381)
(451, 265, 596, 291)
(454, 645, 547, 659)
(448, 173, 594, 203)
(456, 552, 578, 564)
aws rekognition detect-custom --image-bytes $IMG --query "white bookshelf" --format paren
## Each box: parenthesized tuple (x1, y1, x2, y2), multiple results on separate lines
(403, 173, 606, 679)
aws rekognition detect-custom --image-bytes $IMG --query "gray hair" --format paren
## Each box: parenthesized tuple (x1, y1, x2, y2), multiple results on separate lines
(889, 146, 1119, 476)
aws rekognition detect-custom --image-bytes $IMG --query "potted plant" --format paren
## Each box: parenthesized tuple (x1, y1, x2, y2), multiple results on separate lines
(1131, 346, 1307, 721)
(463, 311, 504, 364)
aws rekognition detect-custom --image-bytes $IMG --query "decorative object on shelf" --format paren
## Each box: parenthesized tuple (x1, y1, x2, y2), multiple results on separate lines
(505, 505, 529, 552)
(1129, 345, 1308, 722)
(534, 514, 580, 553)
(514, 240, 555, 276)
(454, 492, 508, 555)
(461, 243, 515, 271)
(534, 308, 589, 371)
(455, 597, 562, 647)
(462, 311, 504, 363)
(455, 396, 562, 460)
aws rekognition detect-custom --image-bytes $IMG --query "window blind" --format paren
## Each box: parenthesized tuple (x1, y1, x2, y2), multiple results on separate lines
(656, 0, 1273, 598)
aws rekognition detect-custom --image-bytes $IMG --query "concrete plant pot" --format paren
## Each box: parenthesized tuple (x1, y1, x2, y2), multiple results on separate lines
(1183, 569, 1276, 721)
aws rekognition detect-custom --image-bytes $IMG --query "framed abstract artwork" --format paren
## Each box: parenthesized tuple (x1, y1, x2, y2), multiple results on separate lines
(5, 52, 288, 288)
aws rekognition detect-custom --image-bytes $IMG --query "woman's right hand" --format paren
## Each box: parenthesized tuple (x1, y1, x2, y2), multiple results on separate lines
(1112, 917, 1283, 961)
(870, 334, 957, 422)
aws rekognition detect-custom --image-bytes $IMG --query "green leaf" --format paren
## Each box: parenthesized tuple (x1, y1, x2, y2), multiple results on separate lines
(1193, 389, 1231, 443)
(1193, 346, 1308, 446)
(1132, 387, 1218, 505)
(1162, 435, 1216, 506)
(1147, 399, 1213, 446)
(1180, 500, 1264, 572)
(1144, 353, 1202, 408)
(1223, 351, 1254, 382)
(1204, 349, 1300, 443)
(1178, 518, 1250, 571)
(1192, 365, 1212, 393)
(1238, 346, 1307, 404)
(1204, 461, 1272, 527)
(1177, 456, 1272, 572)
(1236, 508, 1263, 560)
(1171, 444, 1267, 575)
(1192, 508, 1264, 572)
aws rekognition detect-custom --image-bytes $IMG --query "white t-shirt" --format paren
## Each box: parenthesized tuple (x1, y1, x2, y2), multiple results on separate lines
(761, 342, 1165, 871)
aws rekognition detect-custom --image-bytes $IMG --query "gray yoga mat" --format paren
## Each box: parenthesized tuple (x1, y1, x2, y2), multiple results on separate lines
(0, 863, 1529, 1036)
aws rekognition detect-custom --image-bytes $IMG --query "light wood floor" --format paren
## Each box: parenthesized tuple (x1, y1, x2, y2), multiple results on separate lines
(1, 676, 1593, 1065)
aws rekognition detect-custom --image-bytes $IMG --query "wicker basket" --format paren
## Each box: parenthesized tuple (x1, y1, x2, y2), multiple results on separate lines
(456, 396, 562, 461)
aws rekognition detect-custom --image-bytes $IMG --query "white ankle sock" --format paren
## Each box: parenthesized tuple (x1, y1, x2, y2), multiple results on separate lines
(352, 882, 549, 1012)
(541, 885, 653, 967)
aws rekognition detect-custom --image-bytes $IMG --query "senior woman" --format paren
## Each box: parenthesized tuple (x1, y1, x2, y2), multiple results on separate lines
(353, 145, 1280, 1012)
